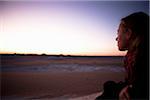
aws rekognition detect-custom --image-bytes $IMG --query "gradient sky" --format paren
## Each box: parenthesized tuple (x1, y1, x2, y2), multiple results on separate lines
(0, 1, 149, 56)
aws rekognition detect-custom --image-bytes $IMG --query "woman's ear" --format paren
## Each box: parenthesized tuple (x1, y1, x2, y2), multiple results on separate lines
(126, 28, 132, 40)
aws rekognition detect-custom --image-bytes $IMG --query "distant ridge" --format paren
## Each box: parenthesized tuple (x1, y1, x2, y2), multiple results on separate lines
(0, 53, 124, 58)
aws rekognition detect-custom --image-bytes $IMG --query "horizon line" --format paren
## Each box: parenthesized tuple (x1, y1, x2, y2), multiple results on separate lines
(0, 53, 125, 57)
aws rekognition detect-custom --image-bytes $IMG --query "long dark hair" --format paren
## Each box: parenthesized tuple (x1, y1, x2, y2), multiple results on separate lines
(121, 12, 149, 83)
(122, 12, 149, 98)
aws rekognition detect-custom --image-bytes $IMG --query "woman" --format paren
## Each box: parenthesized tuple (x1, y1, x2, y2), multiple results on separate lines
(117, 12, 149, 100)
(96, 12, 149, 100)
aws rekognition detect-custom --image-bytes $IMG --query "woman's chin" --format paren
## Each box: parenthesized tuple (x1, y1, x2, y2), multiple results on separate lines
(119, 47, 127, 51)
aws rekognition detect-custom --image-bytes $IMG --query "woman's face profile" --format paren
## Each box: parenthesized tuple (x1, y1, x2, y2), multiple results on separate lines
(116, 22, 129, 51)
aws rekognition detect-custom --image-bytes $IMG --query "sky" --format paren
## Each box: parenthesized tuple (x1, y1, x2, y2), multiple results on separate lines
(0, 1, 149, 56)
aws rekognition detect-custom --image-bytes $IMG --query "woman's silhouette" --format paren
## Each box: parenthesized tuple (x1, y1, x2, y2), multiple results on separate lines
(96, 12, 149, 100)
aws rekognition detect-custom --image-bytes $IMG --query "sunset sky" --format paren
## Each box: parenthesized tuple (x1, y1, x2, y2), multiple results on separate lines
(0, 1, 149, 56)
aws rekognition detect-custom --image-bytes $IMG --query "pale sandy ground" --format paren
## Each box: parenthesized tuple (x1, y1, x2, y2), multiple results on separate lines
(70, 92, 102, 100)
(49, 92, 102, 100)
(1, 71, 124, 100)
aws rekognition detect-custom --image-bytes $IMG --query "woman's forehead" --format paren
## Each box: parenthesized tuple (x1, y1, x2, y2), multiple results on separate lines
(119, 21, 126, 27)
(119, 22, 126, 30)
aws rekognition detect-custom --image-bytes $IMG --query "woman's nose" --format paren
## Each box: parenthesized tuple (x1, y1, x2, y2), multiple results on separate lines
(116, 37, 118, 41)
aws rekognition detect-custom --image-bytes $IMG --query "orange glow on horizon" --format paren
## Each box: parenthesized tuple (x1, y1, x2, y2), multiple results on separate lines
(0, 49, 126, 56)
